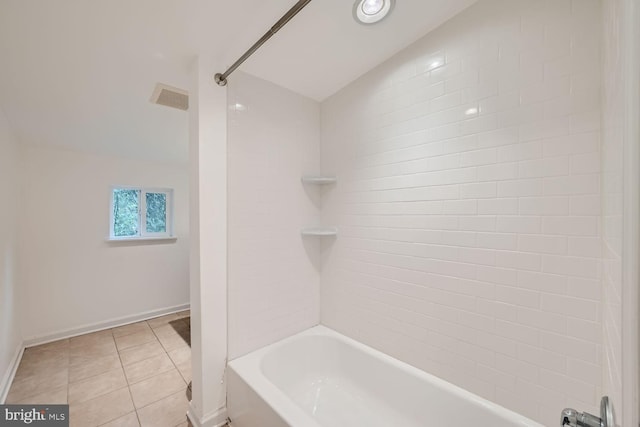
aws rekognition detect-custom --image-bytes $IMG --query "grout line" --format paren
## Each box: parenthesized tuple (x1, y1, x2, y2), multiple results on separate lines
(68, 366, 127, 405)
(6, 344, 71, 405)
(134, 387, 190, 413)
(115, 336, 159, 354)
(149, 319, 189, 388)
(11, 314, 190, 427)
(114, 333, 143, 427)
(112, 323, 154, 340)
(67, 333, 121, 386)
(117, 338, 164, 367)
(116, 318, 191, 414)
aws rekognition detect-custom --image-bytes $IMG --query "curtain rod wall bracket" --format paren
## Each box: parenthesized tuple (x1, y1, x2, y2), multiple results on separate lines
(214, 73, 227, 87)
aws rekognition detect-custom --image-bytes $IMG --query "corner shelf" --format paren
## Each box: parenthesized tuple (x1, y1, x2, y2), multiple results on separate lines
(301, 227, 338, 237)
(301, 175, 337, 185)
(301, 175, 337, 239)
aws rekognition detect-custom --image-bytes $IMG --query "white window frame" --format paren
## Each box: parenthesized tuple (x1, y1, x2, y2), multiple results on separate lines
(108, 186, 175, 241)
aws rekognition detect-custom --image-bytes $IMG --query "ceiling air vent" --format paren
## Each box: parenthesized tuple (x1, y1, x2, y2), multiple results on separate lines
(150, 83, 188, 111)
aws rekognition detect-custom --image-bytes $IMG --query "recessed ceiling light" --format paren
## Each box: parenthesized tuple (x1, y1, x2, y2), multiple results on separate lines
(353, 0, 395, 25)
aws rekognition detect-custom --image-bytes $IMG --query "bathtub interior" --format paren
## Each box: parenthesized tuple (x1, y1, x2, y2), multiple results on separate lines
(253, 329, 539, 427)
(260, 336, 416, 427)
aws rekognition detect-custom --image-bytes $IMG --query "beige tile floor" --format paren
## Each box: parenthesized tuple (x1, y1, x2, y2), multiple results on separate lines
(6, 311, 193, 427)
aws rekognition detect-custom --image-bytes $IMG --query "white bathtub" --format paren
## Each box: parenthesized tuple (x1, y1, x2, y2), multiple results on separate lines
(227, 326, 543, 427)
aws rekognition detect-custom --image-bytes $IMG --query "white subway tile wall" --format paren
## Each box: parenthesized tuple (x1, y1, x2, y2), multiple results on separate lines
(601, 0, 624, 423)
(228, 72, 321, 359)
(320, 0, 601, 425)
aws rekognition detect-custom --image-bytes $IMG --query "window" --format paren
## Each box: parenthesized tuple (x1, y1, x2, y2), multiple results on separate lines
(110, 187, 174, 240)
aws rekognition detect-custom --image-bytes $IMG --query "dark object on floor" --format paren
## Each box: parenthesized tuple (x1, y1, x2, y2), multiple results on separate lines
(169, 318, 191, 347)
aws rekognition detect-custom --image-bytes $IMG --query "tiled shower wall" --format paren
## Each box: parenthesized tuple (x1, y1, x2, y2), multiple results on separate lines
(228, 72, 321, 359)
(320, 0, 602, 424)
(601, 0, 626, 424)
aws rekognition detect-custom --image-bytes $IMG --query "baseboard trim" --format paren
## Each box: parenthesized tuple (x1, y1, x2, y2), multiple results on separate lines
(23, 303, 190, 348)
(0, 343, 25, 403)
(187, 404, 227, 427)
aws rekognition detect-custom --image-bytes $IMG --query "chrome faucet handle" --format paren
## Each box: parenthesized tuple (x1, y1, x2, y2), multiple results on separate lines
(560, 396, 613, 427)
(561, 408, 578, 426)
(560, 408, 601, 427)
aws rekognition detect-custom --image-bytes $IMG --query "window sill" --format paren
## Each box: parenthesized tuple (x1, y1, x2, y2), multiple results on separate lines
(105, 236, 177, 243)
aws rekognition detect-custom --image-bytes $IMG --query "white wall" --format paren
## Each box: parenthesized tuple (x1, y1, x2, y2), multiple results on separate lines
(228, 72, 321, 359)
(187, 56, 229, 427)
(0, 108, 22, 400)
(602, 0, 640, 425)
(320, 1, 602, 425)
(19, 145, 189, 341)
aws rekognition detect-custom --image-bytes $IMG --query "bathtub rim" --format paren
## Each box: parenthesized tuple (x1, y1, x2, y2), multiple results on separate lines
(227, 325, 544, 427)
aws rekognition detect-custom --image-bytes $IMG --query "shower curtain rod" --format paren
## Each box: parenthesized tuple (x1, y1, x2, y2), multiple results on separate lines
(214, 0, 313, 86)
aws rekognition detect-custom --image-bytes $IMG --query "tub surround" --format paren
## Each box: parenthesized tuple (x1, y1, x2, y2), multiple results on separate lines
(320, 0, 602, 425)
(227, 72, 322, 360)
(222, 0, 632, 425)
(601, 0, 640, 425)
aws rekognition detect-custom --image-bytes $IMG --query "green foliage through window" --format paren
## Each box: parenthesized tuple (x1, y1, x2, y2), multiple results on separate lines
(146, 193, 167, 233)
(113, 189, 140, 237)
(111, 188, 172, 238)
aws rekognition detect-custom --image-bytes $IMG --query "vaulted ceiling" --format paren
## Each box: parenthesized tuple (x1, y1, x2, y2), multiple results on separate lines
(0, 0, 476, 162)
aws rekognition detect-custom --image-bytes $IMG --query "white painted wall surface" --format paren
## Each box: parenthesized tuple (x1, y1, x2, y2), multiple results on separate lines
(320, 1, 602, 425)
(0, 108, 22, 399)
(19, 146, 189, 341)
(187, 56, 229, 427)
(228, 72, 321, 359)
